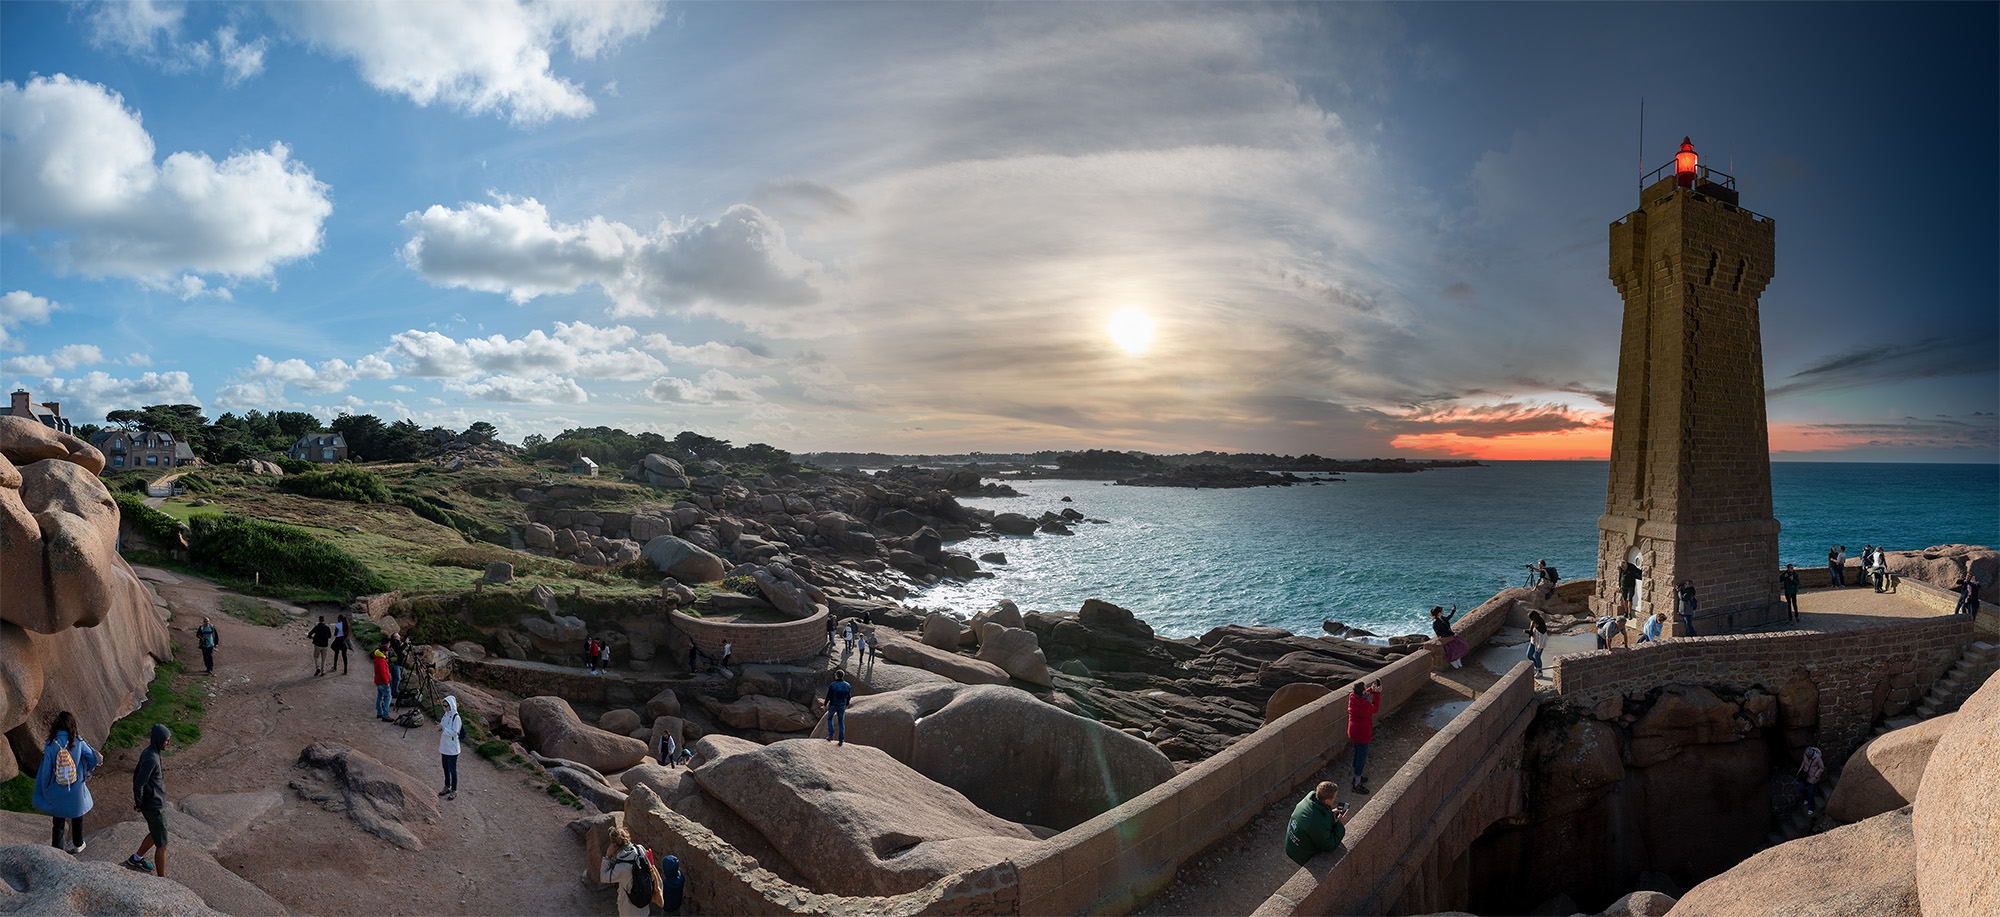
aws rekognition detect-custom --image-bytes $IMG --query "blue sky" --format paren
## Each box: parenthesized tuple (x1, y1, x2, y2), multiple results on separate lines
(3, 1, 1994, 461)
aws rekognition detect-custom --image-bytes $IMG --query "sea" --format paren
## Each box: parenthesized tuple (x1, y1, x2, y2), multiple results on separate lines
(915, 462, 2000, 640)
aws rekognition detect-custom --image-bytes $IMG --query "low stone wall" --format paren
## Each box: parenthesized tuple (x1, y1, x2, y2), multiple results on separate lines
(672, 607, 828, 664)
(1551, 615, 1974, 762)
(1255, 662, 1537, 917)
(1010, 644, 1440, 916)
(623, 784, 1020, 916)
(1425, 589, 1517, 664)
(351, 591, 403, 621)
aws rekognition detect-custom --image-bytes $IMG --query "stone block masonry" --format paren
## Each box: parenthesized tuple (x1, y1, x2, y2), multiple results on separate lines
(1552, 615, 1973, 764)
(1595, 172, 1780, 634)
(672, 606, 829, 664)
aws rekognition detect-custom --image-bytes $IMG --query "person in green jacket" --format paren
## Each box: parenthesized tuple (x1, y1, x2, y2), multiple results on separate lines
(1285, 781, 1351, 866)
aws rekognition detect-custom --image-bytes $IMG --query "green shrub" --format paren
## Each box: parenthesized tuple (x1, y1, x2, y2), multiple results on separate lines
(189, 515, 387, 596)
(278, 466, 390, 503)
(0, 773, 32, 813)
(220, 595, 288, 627)
(176, 472, 214, 494)
(273, 457, 317, 475)
(107, 660, 203, 750)
(116, 493, 187, 545)
(477, 739, 511, 760)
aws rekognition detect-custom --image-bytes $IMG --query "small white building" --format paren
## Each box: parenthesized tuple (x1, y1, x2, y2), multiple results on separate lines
(569, 456, 599, 476)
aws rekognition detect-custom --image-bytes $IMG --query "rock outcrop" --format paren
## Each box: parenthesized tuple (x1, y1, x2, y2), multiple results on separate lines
(973, 625, 1051, 686)
(874, 632, 1010, 685)
(0, 417, 171, 781)
(1827, 713, 1953, 824)
(641, 536, 725, 583)
(819, 682, 1176, 829)
(1885, 543, 1997, 594)
(686, 736, 1041, 896)
(292, 742, 442, 850)
(519, 696, 649, 773)
(0, 843, 224, 916)
(1914, 672, 2000, 917)
(1671, 805, 1920, 917)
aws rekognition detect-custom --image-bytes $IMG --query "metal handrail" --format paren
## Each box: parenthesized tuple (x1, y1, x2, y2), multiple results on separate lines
(1641, 160, 1736, 190)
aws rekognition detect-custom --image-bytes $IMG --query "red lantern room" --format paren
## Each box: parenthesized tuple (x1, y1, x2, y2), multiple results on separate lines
(1674, 137, 1699, 187)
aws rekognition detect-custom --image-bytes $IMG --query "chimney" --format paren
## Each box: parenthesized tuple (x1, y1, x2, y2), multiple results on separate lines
(41, 401, 60, 419)
(9, 389, 29, 417)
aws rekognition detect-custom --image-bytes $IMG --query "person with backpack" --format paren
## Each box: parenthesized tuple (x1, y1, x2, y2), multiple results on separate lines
(438, 696, 465, 800)
(33, 711, 100, 855)
(308, 616, 332, 676)
(124, 724, 171, 876)
(602, 825, 668, 915)
(195, 617, 220, 676)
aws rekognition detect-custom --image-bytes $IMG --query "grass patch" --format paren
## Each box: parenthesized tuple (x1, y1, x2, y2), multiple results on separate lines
(220, 595, 288, 627)
(150, 498, 228, 524)
(107, 659, 204, 751)
(0, 773, 32, 813)
(427, 545, 574, 580)
(476, 739, 511, 760)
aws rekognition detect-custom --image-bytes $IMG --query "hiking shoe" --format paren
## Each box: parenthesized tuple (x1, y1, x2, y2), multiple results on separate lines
(446, 791, 456, 801)
(438, 789, 450, 796)
(67, 841, 86, 855)
(124, 855, 153, 872)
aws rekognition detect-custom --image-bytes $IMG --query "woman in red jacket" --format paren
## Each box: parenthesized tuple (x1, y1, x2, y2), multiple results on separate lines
(1347, 681, 1381, 794)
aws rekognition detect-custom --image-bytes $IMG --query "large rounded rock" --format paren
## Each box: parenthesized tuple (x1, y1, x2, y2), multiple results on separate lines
(875, 632, 1010, 686)
(1673, 805, 1919, 917)
(294, 742, 442, 850)
(973, 626, 1051, 686)
(519, 696, 649, 773)
(644, 687, 682, 719)
(1886, 544, 1997, 594)
(688, 736, 1040, 896)
(990, 512, 1036, 536)
(523, 523, 555, 549)
(1915, 672, 2000, 917)
(703, 694, 815, 732)
(598, 708, 642, 735)
(1262, 682, 1330, 725)
(642, 453, 685, 478)
(1828, 713, 1954, 824)
(641, 535, 725, 583)
(922, 612, 965, 649)
(0, 843, 223, 916)
(827, 683, 1175, 829)
(5, 447, 134, 633)
(1628, 684, 1750, 767)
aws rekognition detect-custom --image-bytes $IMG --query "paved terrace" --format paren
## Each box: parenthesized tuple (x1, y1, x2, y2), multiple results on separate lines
(1136, 581, 1975, 916)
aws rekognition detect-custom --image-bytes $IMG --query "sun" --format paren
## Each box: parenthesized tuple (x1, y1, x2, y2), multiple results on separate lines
(1108, 308, 1154, 356)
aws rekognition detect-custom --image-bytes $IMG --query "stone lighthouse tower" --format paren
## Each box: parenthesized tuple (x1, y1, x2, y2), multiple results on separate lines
(1593, 138, 1780, 635)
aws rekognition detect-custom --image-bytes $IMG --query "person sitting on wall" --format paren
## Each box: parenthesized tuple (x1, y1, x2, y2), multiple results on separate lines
(1284, 781, 1351, 867)
(1431, 605, 1468, 669)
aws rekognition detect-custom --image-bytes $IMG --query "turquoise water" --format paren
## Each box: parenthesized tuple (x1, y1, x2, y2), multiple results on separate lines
(918, 462, 2000, 639)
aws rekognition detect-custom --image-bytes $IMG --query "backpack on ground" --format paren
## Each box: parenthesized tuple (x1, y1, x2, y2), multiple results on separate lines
(624, 846, 657, 908)
(395, 709, 425, 729)
(53, 745, 78, 786)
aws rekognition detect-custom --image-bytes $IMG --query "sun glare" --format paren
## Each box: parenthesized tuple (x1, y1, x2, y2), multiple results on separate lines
(1109, 309, 1154, 356)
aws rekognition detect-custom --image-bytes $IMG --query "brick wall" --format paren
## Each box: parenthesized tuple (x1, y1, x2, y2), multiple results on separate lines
(672, 607, 829, 664)
(1552, 616, 1973, 762)
(1254, 663, 1536, 917)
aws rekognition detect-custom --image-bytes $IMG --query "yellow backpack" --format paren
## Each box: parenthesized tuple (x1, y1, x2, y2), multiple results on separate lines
(53, 745, 78, 786)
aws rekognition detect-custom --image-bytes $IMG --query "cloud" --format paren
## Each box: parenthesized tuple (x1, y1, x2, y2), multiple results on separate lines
(0, 290, 62, 351)
(36, 371, 198, 424)
(638, 333, 776, 369)
(400, 198, 821, 317)
(1772, 414, 1999, 455)
(444, 373, 590, 404)
(216, 26, 268, 86)
(285, 0, 665, 125)
(379, 326, 668, 385)
(0, 344, 106, 376)
(1768, 334, 1999, 398)
(1373, 400, 1609, 439)
(644, 370, 777, 404)
(0, 75, 332, 285)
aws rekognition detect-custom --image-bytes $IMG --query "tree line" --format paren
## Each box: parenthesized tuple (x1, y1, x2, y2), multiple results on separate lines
(82, 404, 500, 465)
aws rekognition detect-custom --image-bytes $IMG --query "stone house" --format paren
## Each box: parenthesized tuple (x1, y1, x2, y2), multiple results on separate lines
(570, 456, 599, 476)
(288, 432, 348, 463)
(7, 388, 73, 435)
(89, 430, 199, 473)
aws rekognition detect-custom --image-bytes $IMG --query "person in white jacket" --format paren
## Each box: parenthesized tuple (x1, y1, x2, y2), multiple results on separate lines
(438, 696, 465, 800)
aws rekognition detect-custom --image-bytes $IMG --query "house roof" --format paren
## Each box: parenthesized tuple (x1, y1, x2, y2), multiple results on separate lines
(293, 433, 347, 448)
(574, 456, 599, 467)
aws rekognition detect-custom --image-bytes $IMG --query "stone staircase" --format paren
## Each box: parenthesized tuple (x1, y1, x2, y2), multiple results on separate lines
(1913, 640, 1997, 720)
(1768, 768, 1838, 846)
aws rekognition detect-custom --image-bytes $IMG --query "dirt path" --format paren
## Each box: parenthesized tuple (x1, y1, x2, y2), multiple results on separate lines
(83, 566, 610, 916)
(1136, 640, 1515, 916)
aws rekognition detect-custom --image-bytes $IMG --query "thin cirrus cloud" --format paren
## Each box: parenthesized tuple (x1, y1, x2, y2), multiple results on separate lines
(281, 0, 666, 125)
(1767, 334, 1999, 398)
(399, 198, 822, 318)
(0, 75, 331, 287)
(81, 1, 268, 85)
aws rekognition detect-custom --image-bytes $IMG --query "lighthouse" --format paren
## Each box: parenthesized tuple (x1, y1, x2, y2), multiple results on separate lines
(1594, 138, 1782, 635)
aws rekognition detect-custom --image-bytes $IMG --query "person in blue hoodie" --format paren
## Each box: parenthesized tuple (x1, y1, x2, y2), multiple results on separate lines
(32, 711, 100, 855)
(124, 724, 171, 877)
